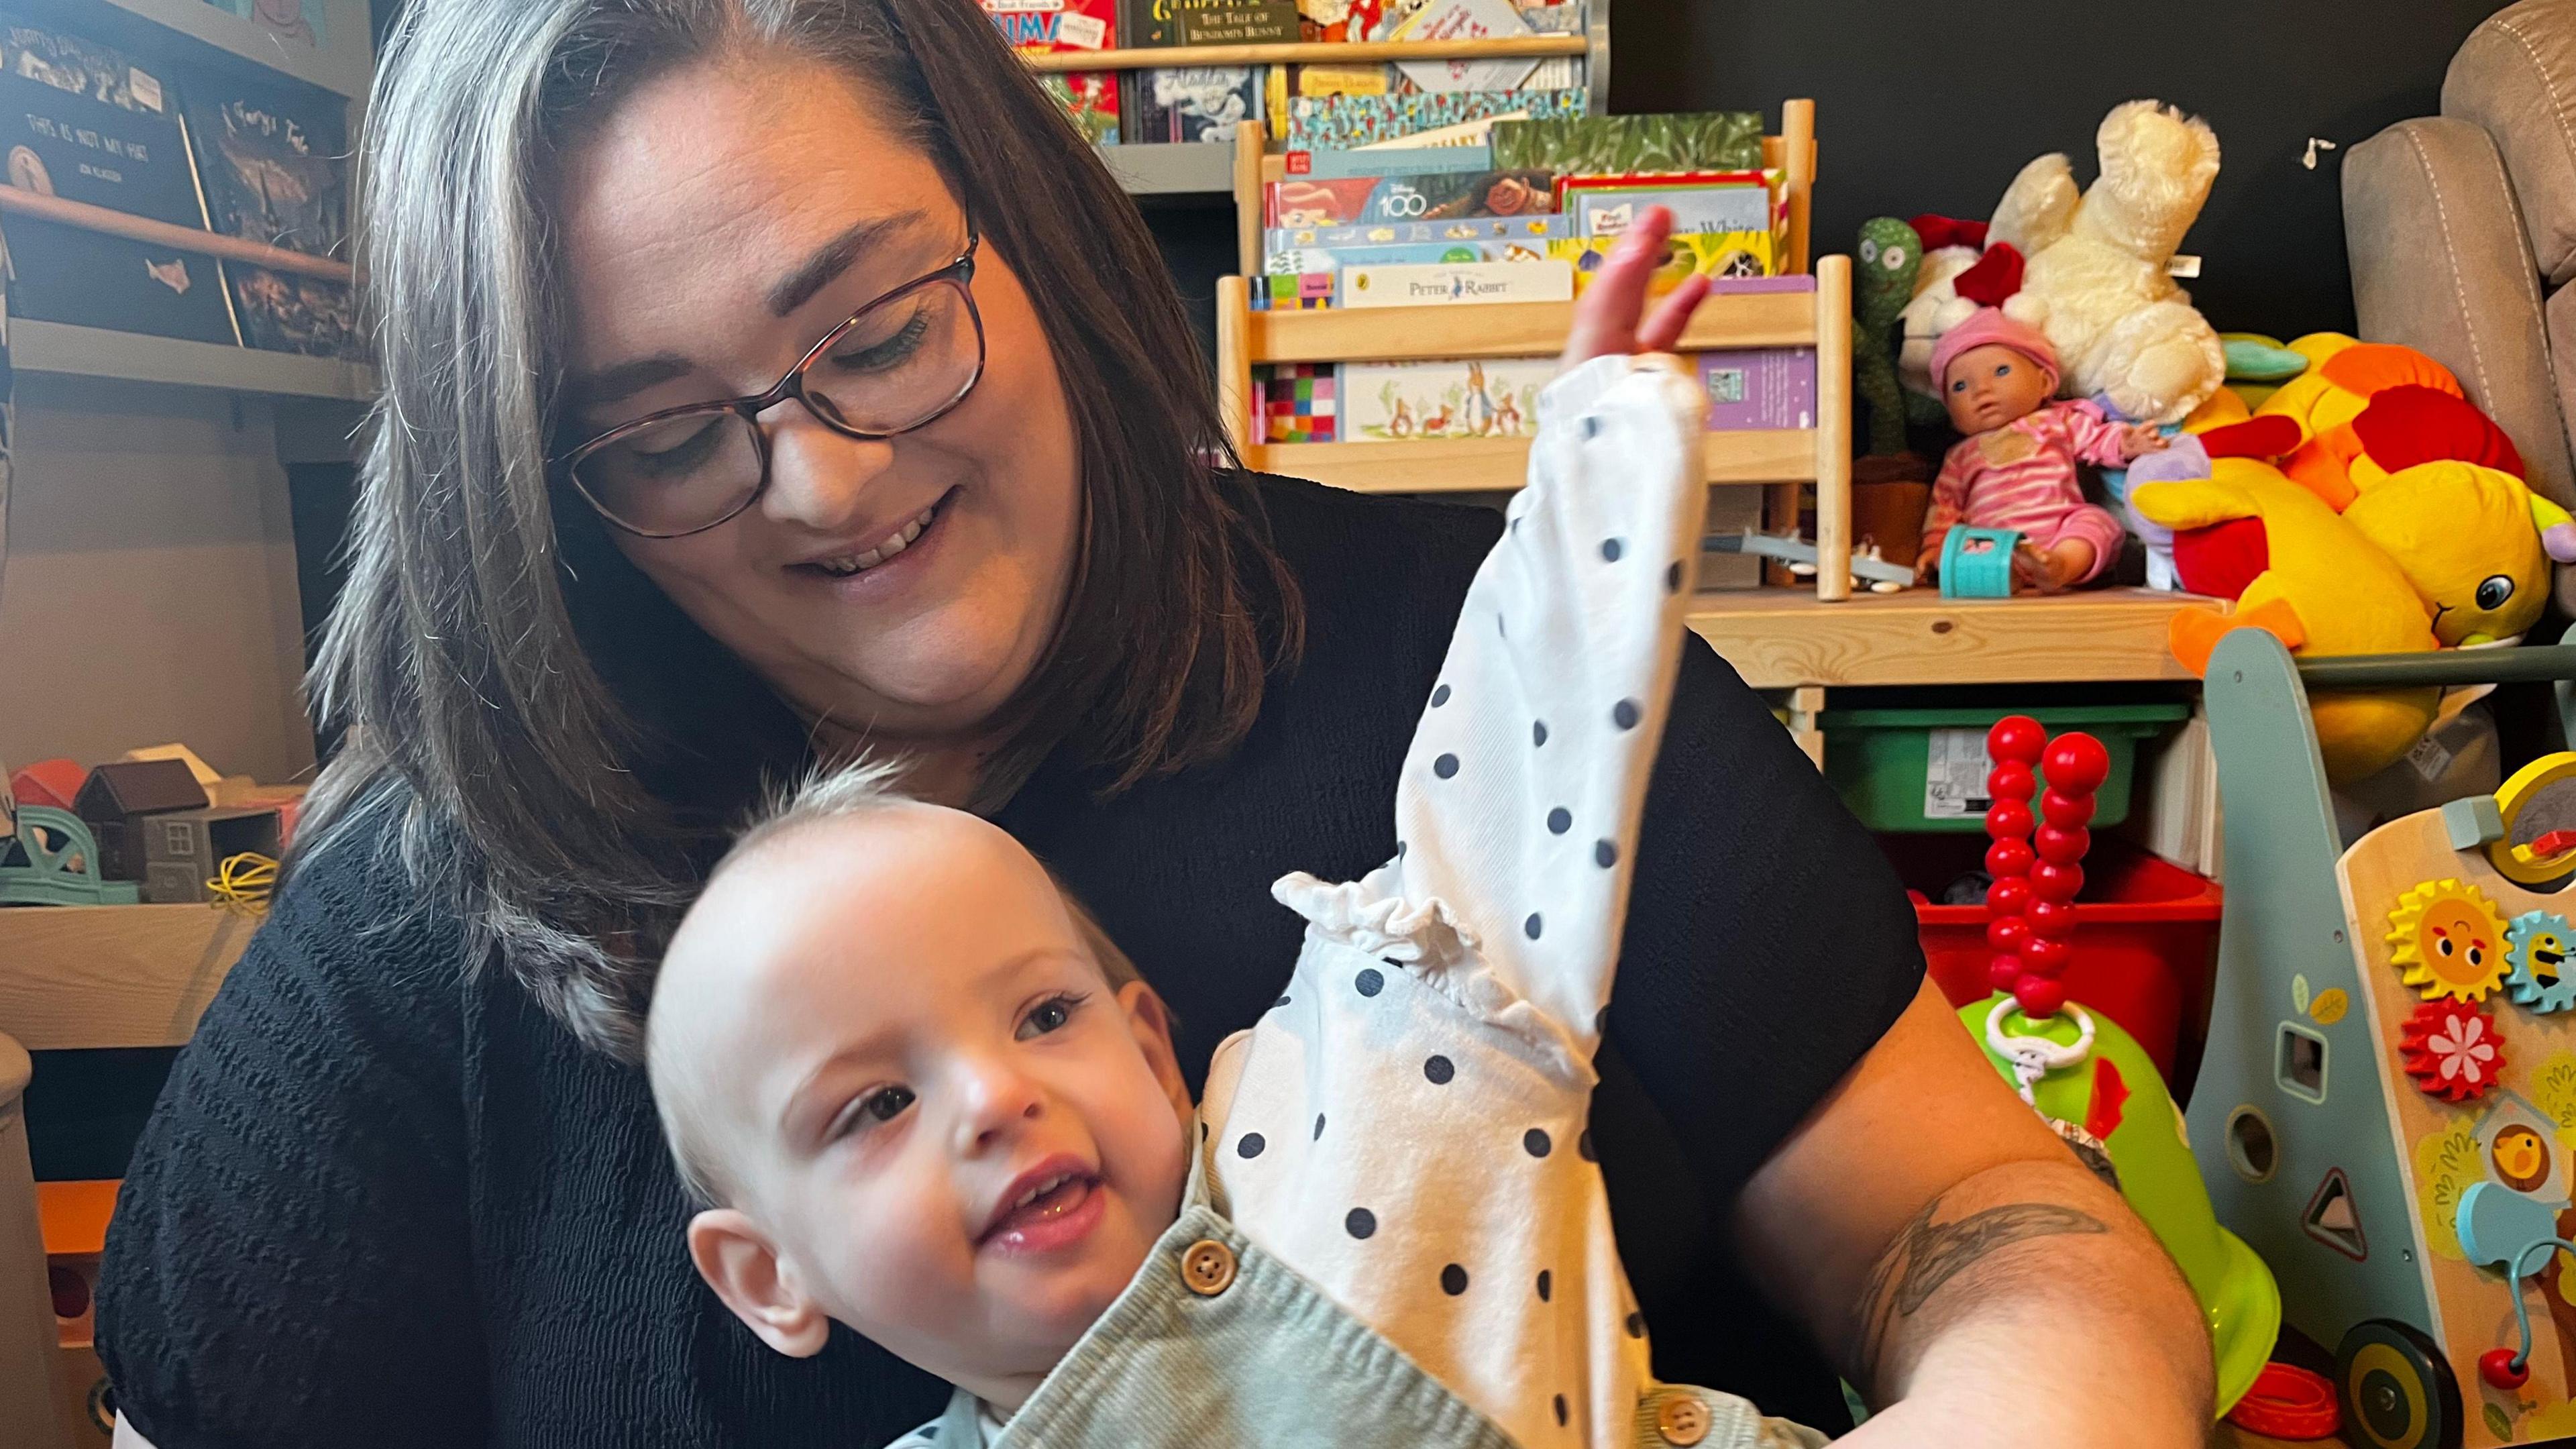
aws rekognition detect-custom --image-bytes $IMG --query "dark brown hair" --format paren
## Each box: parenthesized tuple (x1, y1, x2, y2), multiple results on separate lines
(304, 0, 1300, 1057)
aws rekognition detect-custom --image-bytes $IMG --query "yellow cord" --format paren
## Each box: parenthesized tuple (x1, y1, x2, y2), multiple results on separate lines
(207, 852, 279, 915)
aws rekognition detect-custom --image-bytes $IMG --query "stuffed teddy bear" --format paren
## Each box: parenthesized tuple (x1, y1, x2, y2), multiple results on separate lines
(1989, 100, 2227, 425)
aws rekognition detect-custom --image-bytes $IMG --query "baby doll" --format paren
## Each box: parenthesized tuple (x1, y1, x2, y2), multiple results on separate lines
(1917, 309, 2167, 593)
(644, 350, 1824, 1449)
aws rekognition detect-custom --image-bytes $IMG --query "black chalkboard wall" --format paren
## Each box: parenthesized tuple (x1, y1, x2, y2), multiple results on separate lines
(1609, 0, 2516, 339)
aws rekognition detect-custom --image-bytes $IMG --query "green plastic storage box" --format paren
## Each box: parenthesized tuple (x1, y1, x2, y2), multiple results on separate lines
(1817, 702, 2190, 833)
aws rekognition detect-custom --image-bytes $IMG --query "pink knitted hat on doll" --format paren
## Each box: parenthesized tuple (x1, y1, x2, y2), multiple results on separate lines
(1931, 309, 2060, 395)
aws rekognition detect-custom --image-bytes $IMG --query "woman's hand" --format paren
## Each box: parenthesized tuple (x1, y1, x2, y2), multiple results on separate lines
(1558, 205, 1712, 376)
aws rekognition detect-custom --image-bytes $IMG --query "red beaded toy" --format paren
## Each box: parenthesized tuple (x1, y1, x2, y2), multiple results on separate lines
(1983, 718, 2111, 1020)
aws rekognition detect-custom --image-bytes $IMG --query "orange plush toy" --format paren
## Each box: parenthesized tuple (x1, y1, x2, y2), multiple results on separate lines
(2253, 334, 2464, 510)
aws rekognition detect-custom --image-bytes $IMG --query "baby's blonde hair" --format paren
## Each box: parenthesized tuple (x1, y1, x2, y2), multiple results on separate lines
(645, 759, 1142, 1209)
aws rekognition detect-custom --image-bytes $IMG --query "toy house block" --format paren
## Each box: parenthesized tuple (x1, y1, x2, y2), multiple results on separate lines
(8, 759, 85, 811)
(138, 806, 281, 904)
(73, 761, 209, 881)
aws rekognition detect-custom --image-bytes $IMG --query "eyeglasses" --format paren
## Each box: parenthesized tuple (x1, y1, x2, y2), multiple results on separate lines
(559, 229, 987, 539)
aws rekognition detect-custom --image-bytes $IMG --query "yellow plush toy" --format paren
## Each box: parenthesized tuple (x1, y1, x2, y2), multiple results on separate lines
(2135, 452, 2440, 782)
(2344, 460, 2576, 645)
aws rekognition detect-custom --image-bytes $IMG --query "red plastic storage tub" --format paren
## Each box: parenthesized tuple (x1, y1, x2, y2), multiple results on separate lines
(1880, 835, 2222, 1085)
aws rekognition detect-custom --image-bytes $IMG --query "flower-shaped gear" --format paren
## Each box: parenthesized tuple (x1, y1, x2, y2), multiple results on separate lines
(2400, 1000, 2506, 1103)
(2387, 879, 2512, 1003)
(2508, 910, 2576, 1014)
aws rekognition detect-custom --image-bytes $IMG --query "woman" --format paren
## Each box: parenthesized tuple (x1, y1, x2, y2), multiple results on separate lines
(97, 1, 2211, 1444)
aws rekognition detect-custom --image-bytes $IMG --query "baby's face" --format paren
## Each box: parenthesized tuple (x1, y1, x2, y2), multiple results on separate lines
(1943, 342, 2052, 434)
(659, 805, 1193, 1405)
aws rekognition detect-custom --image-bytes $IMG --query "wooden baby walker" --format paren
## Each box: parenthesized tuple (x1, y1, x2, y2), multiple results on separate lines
(2191, 625, 2576, 1449)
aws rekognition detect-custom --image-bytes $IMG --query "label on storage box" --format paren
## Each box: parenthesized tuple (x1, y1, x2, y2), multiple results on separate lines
(1923, 728, 1994, 820)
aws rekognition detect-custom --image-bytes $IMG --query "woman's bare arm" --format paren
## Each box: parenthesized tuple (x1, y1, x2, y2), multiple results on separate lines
(1737, 979, 2213, 1445)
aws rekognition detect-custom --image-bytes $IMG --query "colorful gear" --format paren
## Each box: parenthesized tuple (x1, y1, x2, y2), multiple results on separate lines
(2387, 879, 2512, 1002)
(2399, 1000, 2506, 1102)
(2507, 910, 2576, 1014)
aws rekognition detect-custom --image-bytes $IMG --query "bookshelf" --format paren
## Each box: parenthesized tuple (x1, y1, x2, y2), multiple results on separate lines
(1217, 254, 1858, 601)
(1024, 34, 1589, 71)
(1071, 3, 1617, 197)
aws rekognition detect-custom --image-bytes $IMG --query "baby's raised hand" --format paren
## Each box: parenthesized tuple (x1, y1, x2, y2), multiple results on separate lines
(1558, 205, 1711, 376)
(2120, 423, 2171, 460)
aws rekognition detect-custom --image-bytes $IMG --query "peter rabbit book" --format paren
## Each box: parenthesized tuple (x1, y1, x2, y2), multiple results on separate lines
(1340, 357, 1554, 442)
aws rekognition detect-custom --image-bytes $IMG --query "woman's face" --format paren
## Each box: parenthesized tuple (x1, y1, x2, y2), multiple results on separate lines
(555, 55, 1081, 748)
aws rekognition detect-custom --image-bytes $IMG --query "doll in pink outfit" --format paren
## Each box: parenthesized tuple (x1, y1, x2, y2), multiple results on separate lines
(1915, 309, 2167, 592)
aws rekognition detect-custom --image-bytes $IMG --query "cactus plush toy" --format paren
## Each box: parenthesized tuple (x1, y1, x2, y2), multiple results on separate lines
(1855, 217, 1923, 458)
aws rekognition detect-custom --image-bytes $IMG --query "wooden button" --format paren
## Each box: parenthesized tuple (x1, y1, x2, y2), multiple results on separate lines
(1656, 1395, 1711, 1446)
(1179, 1239, 1236, 1297)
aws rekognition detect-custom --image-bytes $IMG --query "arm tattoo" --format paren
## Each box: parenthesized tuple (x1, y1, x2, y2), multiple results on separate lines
(1845, 1198, 2109, 1390)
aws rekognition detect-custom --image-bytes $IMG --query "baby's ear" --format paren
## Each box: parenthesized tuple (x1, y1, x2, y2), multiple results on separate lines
(1118, 981, 1191, 1118)
(688, 1209, 832, 1358)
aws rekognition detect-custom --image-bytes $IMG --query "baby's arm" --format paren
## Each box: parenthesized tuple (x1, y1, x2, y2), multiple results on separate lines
(1379, 352, 1709, 1042)
(2060, 402, 2166, 466)
(1917, 445, 1972, 576)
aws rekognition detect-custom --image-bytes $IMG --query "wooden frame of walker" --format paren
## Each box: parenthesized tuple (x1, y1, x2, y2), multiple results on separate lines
(1211, 101, 1857, 602)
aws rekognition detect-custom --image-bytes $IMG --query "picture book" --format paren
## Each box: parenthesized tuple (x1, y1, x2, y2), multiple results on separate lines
(1270, 216, 1566, 248)
(1294, 0, 1397, 42)
(1283, 143, 1495, 179)
(1264, 215, 1569, 274)
(189, 0, 323, 48)
(1258, 272, 1338, 309)
(1513, 0, 1587, 91)
(1265, 167, 1556, 227)
(1490, 111, 1765, 175)
(1387, 0, 1538, 94)
(1342, 357, 1555, 441)
(1256, 361, 1337, 443)
(1128, 66, 1263, 142)
(982, 0, 1118, 51)
(1695, 347, 1816, 431)
(1338, 258, 1572, 307)
(1549, 228, 1776, 292)
(0, 13, 238, 346)
(1175, 0, 1299, 42)
(981, 1, 1121, 146)
(1265, 62, 1395, 129)
(1560, 172, 1776, 239)
(182, 75, 360, 358)
(1270, 233, 1559, 275)
(1280, 89, 1587, 150)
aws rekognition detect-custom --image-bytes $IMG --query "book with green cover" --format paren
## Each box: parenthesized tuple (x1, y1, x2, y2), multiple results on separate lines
(1489, 111, 1764, 176)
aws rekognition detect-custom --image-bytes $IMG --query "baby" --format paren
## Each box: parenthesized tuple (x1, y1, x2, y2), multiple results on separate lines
(646, 352, 1824, 1448)
(1917, 309, 2167, 592)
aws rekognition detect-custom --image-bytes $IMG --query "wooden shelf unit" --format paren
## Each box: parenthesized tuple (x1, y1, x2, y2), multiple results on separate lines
(1217, 256, 1855, 598)
(1686, 586, 2220, 690)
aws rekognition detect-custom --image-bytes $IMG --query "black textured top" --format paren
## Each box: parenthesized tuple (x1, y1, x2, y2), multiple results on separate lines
(97, 476, 1924, 1447)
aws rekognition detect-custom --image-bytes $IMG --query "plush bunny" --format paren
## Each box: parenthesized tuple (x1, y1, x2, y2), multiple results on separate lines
(1990, 100, 2226, 426)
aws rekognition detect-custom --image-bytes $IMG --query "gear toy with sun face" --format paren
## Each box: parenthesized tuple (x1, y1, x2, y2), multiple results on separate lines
(2387, 879, 2512, 1003)
(2507, 910, 2576, 1013)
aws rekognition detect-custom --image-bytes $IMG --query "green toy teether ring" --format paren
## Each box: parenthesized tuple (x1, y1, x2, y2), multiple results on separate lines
(1940, 526, 2022, 599)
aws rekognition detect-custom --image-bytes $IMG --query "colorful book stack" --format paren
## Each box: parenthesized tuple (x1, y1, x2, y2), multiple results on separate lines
(1252, 112, 1780, 311)
(981, 0, 1124, 146)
